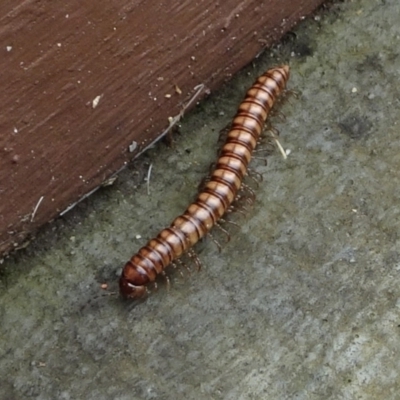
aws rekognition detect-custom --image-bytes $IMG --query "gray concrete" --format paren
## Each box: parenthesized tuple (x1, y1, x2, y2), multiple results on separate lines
(1, 1, 400, 398)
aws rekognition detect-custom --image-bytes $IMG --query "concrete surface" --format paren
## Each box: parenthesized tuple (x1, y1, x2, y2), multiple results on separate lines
(1, 0, 400, 398)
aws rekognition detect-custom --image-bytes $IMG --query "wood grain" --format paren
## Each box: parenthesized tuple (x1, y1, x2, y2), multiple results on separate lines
(0, 0, 325, 257)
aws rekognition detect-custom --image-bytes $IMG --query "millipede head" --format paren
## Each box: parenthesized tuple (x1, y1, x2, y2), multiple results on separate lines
(119, 276, 147, 299)
(119, 261, 151, 299)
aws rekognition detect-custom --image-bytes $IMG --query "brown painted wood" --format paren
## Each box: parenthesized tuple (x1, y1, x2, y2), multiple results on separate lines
(0, 0, 325, 257)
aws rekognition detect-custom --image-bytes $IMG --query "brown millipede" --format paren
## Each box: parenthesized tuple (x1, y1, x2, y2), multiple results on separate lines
(120, 65, 290, 299)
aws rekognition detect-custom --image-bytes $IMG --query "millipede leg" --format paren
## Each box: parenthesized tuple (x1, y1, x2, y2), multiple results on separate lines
(160, 271, 170, 292)
(231, 198, 248, 213)
(187, 249, 202, 271)
(266, 126, 280, 138)
(227, 204, 247, 217)
(283, 88, 299, 100)
(246, 168, 263, 186)
(214, 221, 231, 242)
(171, 261, 185, 278)
(219, 217, 240, 229)
(207, 231, 222, 253)
(197, 175, 210, 192)
(218, 122, 231, 143)
(269, 109, 286, 122)
(151, 281, 158, 293)
(240, 183, 256, 205)
(176, 258, 192, 276)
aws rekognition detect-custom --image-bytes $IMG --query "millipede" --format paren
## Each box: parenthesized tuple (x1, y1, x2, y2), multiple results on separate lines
(120, 65, 290, 299)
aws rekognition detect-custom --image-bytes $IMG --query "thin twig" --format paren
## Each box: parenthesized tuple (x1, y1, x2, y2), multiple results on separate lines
(268, 130, 287, 160)
(130, 84, 206, 159)
(146, 163, 153, 195)
(31, 196, 44, 222)
(274, 137, 287, 159)
(162, 84, 205, 138)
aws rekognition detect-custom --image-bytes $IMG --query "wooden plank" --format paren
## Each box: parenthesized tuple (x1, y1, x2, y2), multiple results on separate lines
(0, 0, 325, 257)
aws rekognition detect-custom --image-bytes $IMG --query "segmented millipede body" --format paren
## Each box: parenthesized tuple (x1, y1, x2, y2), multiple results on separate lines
(120, 65, 290, 299)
